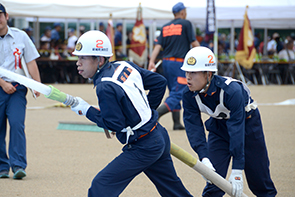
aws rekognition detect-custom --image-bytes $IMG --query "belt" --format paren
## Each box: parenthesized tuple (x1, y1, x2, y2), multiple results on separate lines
(138, 122, 158, 140)
(163, 57, 184, 62)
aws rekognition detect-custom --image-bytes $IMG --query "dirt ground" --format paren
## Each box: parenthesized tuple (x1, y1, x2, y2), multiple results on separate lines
(0, 84, 294, 197)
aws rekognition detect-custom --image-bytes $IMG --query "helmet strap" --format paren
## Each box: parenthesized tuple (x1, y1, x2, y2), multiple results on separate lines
(97, 56, 110, 70)
(199, 71, 213, 93)
(91, 57, 110, 79)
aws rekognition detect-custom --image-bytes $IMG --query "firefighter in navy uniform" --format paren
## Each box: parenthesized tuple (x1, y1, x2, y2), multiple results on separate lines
(181, 46, 277, 197)
(148, 2, 200, 130)
(70, 30, 193, 197)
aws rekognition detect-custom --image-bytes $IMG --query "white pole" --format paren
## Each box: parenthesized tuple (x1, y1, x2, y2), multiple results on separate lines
(230, 20, 235, 56)
(0, 67, 51, 96)
(122, 19, 127, 56)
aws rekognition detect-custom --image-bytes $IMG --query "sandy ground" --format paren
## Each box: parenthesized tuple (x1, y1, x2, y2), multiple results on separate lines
(0, 84, 295, 197)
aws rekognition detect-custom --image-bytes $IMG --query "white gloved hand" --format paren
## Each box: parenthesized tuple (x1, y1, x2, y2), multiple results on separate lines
(229, 169, 243, 197)
(201, 158, 216, 184)
(71, 97, 91, 116)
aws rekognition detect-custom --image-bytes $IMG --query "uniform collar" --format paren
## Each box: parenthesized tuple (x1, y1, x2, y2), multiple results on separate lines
(204, 76, 217, 96)
(192, 75, 217, 97)
(1, 25, 12, 38)
(92, 61, 111, 86)
(6, 26, 14, 37)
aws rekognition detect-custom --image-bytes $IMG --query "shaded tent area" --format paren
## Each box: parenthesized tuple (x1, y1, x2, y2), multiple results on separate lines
(2, 0, 295, 84)
(3, 0, 295, 50)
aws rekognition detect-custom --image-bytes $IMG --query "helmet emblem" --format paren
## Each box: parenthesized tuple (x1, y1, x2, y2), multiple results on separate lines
(187, 57, 196, 65)
(76, 42, 82, 51)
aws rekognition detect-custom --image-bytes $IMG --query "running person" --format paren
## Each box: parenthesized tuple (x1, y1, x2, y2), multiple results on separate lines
(181, 47, 277, 197)
(148, 2, 200, 130)
(70, 30, 193, 197)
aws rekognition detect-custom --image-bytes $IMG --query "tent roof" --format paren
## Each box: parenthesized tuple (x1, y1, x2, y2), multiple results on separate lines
(2, 0, 295, 29)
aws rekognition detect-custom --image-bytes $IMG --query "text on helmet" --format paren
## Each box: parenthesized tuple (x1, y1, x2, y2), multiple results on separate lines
(205, 55, 215, 67)
(93, 39, 108, 52)
(96, 40, 103, 48)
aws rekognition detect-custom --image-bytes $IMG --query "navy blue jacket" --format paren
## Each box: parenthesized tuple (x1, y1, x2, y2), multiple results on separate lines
(183, 75, 254, 169)
(86, 61, 166, 144)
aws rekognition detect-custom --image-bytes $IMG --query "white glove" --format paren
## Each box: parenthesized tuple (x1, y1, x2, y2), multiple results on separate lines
(229, 169, 243, 197)
(71, 97, 91, 116)
(201, 158, 216, 184)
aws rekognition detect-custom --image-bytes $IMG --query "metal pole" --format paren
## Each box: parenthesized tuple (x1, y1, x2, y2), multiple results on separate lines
(122, 19, 127, 56)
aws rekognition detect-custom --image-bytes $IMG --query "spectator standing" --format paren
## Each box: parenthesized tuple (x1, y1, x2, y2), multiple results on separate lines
(51, 22, 62, 43)
(148, 2, 200, 130)
(267, 32, 280, 55)
(24, 26, 35, 44)
(40, 26, 51, 49)
(275, 35, 284, 54)
(278, 39, 295, 83)
(254, 32, 261, 51)
(67, 28, 78, 52)
(0, 3, 41, 179)
(278, 39, 295, 61)
(99, 22, 105, 33)
(114, 22, 122, 47)
(126, 31, 133, 56)
(79, 25, 85, 36)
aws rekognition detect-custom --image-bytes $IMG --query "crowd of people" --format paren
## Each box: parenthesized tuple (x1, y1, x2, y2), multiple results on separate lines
(197, 31, 295, 84)
(25, 21, 133, 83)
(199, 31, 295, 62)
(20, 17, 295, 85)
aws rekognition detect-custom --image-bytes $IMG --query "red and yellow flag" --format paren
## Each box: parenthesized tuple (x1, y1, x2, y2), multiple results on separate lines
(106, 14, 116, 61)
(235, 6, 256, 69)
(128, 3, 147, 67)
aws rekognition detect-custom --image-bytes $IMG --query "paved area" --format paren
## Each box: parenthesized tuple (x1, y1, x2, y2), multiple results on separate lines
(1, 84, 294, 197)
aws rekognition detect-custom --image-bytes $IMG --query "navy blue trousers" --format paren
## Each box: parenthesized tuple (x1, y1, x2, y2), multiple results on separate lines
(0, 83, 27, 172)
(203, 109, 277, 197)
(162, 60, 187, 111)
(88, 124, 192, 197)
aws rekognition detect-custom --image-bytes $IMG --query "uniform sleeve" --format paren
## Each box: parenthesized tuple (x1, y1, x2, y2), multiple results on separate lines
(22, 31, 40, 62)
(225, 84, 246, 169)
(140, 67, 167, 110)
(185, 21, 196, 44)
(86, 82, 127, 132)
(156, 27, 164, 46)
(183, 91, 208, 160)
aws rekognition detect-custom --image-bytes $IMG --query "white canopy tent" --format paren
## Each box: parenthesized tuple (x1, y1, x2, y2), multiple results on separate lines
(1, 0, 295, 54)
(2, 0, 294, 28)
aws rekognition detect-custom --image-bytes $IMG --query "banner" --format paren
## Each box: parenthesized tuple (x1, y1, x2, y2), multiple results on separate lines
(128, 3, 147, 67)
(106, 14, 116, 61)
(206, 0, 216, 34)
(235, 6, 256, 69)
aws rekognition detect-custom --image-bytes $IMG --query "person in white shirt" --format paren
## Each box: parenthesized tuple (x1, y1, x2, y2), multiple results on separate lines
(67, 28, 77, 52)
(278, 39, 295, 83)
(278, 39, 295, 61)
(267, 33, 279, 55)
(0, 3, 41, 179)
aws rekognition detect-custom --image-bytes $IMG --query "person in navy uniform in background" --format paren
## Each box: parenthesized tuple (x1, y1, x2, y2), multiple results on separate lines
(148, 2, 200, 130)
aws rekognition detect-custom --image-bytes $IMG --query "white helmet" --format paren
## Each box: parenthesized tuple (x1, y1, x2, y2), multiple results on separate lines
(181, 46, 217, 72)
(72, 30, 113, 57)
